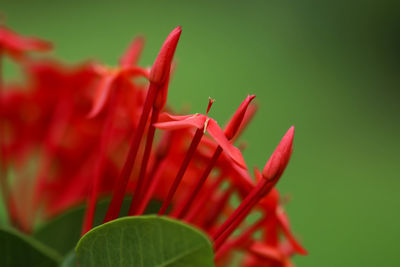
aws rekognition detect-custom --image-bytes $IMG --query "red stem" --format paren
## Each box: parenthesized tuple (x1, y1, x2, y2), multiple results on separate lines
(184, 173, 224, 223)
(214, 216, 266, 260)
(128, 106, 160, 215)
(103, 83, 158, 223)
(81, 90, 118, 235)
(158, 128, 204, 215)
(212, 178, 269, 241)
(213, 180, 276, 251)
(135, 159, 162, 215)
(175, 146, 223, 219)
(204, 185, 235, 229)
(213, 193, 259, 251)
(135, 132, 174, 215)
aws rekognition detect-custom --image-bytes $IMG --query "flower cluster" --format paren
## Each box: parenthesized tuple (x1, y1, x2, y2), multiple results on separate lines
(0, 24, 307, 266)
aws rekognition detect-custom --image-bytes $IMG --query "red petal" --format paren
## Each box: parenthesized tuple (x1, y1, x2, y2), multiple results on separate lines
(249, 242, 284, 262)
(154, 114, 206, 130)
(157, 112, 195, 122)
(119, 36, 145, 68)
(207, 119, 246, 168)
(87, 73, 117, 118)
(276, 208, 308, 255)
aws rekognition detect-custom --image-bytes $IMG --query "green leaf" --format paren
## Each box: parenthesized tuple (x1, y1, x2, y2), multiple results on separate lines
(34, 198, 162, 256)
(0, 227, 62, 267)
(76, 215, 215, 267)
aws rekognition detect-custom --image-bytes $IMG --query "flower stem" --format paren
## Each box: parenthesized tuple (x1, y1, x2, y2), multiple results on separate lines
(184, 173, 224, 223)
(158, 128, 204, 215)
(103, 83, 158, 222)
(81, 89, 118, 235)
(128, 106, 160, 216)
(212, 178, 270, 245)
(213, 193, 259, 251)
(204, 185, 234, 229)
(214, 216, 266, 259)
(135, 132, 174, 215)
(175, 146, 223, 219)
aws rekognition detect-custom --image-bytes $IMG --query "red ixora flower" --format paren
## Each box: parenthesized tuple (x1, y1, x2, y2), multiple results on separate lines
(0, 25, 307, 266)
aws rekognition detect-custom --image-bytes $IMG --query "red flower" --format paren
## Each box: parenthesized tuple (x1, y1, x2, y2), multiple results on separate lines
(0, 25, 306, 266)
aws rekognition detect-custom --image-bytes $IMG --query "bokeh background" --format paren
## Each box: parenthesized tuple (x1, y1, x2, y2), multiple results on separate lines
(1, 0, 399, 266)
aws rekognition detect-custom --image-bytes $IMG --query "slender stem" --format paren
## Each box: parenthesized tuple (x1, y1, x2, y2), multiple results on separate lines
(135, 158, 163, 215)
(213, 180, 276, 251)
(175, 146, 223, 219)
(103, 83, 158, 223)
(213, 193, 259, 251)
(204, 185, 234, 229)
(158, 128, 204, 215)
(214, 216, 266, 260)
(135, 132, 174, 215)
(81, 90, 118, 235)
(128, 106, 160, 216)
(184, 173, 224, 223)
(212, 179, 268, 241)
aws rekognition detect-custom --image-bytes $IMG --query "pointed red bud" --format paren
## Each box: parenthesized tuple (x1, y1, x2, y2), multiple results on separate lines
(153, 71, 170, 109)
(262, 126, 294, 181)
(224, 95, 256, 140)
(149, 26, 182, 86)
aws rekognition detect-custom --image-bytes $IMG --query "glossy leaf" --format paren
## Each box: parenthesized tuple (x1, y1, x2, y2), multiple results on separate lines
(76, 215, 215, 267)
(0, 227, 61, 267)
(34, 198, 162, 256)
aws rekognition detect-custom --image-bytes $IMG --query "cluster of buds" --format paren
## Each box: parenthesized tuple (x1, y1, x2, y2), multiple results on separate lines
(0, 23, 306, 266)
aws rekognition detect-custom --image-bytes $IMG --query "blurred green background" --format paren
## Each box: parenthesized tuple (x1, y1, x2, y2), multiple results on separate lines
(1, 0, 399, 266)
